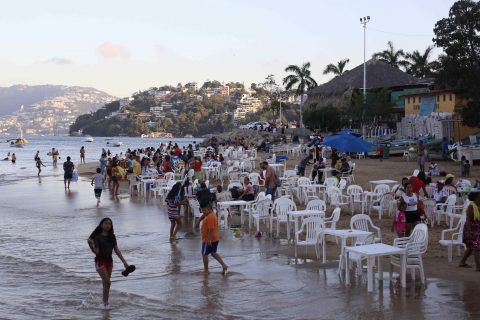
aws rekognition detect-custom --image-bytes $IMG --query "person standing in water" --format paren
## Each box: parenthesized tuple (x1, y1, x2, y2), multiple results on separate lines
(87, 218, 130, 310)
(52, 148, 59, 168)
(91, 168, 105, 207)
(35, 157, 46, 176)
(80, 146, 86, 164)
(11, 153, 16, 164)
(63, 156, 75, 189)
(165, 182, 183, 242)
(198, 200, 228, 275)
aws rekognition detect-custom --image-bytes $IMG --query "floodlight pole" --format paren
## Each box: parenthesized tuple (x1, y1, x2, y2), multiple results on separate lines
(360, 16, 370, 101)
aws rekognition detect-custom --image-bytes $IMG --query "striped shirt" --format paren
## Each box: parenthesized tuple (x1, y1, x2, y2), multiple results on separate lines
(166, 198, 180, 219)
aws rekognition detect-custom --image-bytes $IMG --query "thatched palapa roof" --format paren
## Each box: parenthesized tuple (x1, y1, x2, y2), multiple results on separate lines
(309, 59, 421, 98)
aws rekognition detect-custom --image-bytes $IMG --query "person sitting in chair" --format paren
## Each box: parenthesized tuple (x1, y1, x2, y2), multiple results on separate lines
(338, 158, 350, 174)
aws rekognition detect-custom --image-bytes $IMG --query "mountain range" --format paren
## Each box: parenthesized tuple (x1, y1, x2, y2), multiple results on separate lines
(0, 84, 117, 135)
(0, 84, 116, 116)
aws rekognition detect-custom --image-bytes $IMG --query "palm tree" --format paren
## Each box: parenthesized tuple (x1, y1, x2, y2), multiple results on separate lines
(372, 41, 408, 69)
(282, 62, 318, 127)
(323, 58, 350, 77)
(404, 46, 435, 78)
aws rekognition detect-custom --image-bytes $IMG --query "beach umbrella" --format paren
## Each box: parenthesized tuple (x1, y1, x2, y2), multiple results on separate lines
(335, 129, 362, 137)
(323, 132, 373, 153)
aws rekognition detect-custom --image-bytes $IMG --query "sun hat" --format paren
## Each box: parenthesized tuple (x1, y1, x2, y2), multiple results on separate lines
(446, 173, 455, 179)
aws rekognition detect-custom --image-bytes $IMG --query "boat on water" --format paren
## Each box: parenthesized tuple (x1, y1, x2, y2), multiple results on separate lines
(184, 134, 194, 139)
(106, 141, 123, 147)
(84, 135, 94, 142)
(9, 129, 29, 148)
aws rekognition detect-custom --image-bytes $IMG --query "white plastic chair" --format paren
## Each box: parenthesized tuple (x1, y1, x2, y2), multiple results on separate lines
(271, 197, 297, 238)
(346, 185, 365, 214)
(326, 186, 349, 209)
(127, 174, 141, 196)
(324, 207, 341, 230)
(350, 214, 382, 243)
(188, 198, 203, 230)
(294, 217, 325, 260)
(402, 151, 411, 161)
(438, 218, 466, 262)
(368, 184, 390, 214)
(306, 199, 326, 212)
(371, 193, 395, 220)
(390, 223, 429, 284)
(252, 199, 273, 233)
(164, 172, 175, 181)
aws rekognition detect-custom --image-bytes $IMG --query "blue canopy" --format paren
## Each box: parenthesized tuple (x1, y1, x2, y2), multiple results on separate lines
(323, 132, 373, 153)
(335, 129, 362, 137)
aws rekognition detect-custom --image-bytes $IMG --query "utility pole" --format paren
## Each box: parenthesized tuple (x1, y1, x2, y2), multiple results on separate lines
(360, 16, 370, 101)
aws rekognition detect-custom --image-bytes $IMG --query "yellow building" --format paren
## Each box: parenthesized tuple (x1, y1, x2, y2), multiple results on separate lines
(403, 90, 478, 140)
(403, 90, 463, 115)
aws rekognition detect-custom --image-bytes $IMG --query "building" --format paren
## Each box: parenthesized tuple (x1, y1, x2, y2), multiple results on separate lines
(119, 97, 133, 108)
(150, 106, 164, 116)
(400, 89, 478, 141)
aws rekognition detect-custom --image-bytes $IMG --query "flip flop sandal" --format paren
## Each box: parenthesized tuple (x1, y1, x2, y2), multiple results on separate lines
(122, 265, 136, 276)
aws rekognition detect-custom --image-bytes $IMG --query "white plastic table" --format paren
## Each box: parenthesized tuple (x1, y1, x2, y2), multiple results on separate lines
(318, 167, 335, 179)
(368, 179, 398, 191)
(269, 163, 284, 174)
(298, 183, 325, 203)
(345, 243, 406, 292)
(323, 229, 372, 268)
(287, 209, 325, 240)
(217, 200, 248, 225)
(201, 166, 218, 180)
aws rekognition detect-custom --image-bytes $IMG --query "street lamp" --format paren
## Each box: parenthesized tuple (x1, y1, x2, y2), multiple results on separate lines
(360, 16, 370, 100)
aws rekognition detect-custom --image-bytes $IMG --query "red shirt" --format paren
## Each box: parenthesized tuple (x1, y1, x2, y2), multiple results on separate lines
(162, 161, 172, 173)
(410, 176, 424, 194)
(194, 160, 202, 172)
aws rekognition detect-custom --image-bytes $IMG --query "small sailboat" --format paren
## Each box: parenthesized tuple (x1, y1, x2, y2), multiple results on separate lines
(84, 135, 94, 142)
(10, 128, 29, 148)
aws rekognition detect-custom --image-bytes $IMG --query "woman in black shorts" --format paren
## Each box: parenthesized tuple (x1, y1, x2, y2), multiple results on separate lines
(400, 182, 419, 236)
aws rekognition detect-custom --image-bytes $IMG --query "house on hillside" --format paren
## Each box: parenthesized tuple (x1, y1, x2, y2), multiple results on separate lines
(306, 59, 431, 113)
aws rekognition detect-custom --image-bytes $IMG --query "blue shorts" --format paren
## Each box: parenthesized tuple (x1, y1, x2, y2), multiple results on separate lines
(201, 241, 219, 255)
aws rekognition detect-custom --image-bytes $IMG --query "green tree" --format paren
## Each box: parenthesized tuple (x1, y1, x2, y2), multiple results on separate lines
(323, 59, 350, 77)
(282, 62, 318, 127)
(303, 105, 344, 133)
(372, 41, 408, 69)
(433, 0, 480, 128)
(404, 46, 436, 78)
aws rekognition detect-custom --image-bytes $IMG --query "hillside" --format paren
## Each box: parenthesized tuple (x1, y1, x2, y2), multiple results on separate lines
(0, 85, 117, 135)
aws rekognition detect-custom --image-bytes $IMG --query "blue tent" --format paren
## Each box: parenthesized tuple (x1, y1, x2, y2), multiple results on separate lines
(323, 132, 373, 153)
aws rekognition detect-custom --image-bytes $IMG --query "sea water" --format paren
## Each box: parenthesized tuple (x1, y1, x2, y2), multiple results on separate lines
(0, 135, 200, 183)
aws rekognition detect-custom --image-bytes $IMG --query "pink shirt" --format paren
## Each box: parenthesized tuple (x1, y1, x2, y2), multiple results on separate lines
(393, 210, 406, 236)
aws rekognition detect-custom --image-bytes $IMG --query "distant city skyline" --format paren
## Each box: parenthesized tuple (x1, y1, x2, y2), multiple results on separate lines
(1, 0, 455, 97)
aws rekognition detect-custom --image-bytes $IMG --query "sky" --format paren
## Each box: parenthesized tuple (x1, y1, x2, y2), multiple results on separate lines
(0, 0, 456, 97)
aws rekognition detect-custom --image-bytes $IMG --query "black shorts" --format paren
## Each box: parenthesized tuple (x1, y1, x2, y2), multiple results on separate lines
(94, 189, 102, 198)
(64, 173, 72, 180)
(201, 241, 219, 255)
(405, 210, 420, 223)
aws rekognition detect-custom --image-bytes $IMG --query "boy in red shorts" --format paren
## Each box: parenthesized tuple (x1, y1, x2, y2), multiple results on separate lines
(200, 201, 228, 275)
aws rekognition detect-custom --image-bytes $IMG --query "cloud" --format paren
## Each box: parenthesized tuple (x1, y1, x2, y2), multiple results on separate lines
(45, 57, 73, 65)
(97, 41, 130, 59)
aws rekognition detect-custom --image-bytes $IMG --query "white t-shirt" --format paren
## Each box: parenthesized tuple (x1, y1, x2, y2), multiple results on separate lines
(402, 193, 418, 211)
(92, 173, 104, 189)
(433, 189, 448, 202)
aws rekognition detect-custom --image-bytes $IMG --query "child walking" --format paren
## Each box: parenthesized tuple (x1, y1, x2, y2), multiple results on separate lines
(91, 168, 105, 207)
(199, 200, 228, 275)
(166, 182, 182, 242)
(392, 202, 407, 238)
(87, 218, 130, 310)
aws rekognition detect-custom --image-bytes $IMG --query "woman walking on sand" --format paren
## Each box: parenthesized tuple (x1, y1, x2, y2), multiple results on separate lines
(87, 218, 130, 310)
(459, 191, 480, 270)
